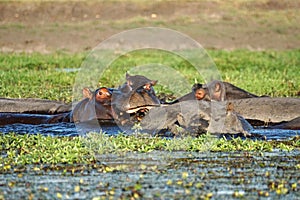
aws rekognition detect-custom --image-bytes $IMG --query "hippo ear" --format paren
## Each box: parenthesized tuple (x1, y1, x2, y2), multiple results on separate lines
(192, 83, 202, 92)
(215, 82, 221, 92)
(126, 72, 131, 80)
(125, 73, 133, 86)
(151, 80, 158, 86)
(82, 88, 93, 100)
(127, 79, 133, 86)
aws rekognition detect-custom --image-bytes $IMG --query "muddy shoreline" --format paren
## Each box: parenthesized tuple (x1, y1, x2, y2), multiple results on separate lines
(1, 1, 299, 53)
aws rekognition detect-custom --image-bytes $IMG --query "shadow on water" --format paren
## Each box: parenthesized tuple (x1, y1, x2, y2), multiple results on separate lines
(0, 121, 299, 140)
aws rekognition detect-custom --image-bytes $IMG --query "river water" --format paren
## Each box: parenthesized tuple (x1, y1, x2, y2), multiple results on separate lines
(0, 122, 299, 140)
(1, 151, 299, 199)
(0, 122, 299, 199)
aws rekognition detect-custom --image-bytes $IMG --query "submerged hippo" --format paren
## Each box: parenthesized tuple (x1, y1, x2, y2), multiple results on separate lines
(139, 80, 255, 136)
(169, 80, 258, 104)
(192, 80, 259, 101)
(0, 98, 71, 114)
(187, 80, 300, 129)
(228, 97, 300, 128)
(141, 100, 253, 137)
(0, 98, 71, 125)
(111, 73, 161, 124)
(71, 87, 114, 123)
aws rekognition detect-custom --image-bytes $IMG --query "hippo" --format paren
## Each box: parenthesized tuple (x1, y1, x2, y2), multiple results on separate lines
(111, 73, 161, 124)
(141, 100, 253, 137)
(168, 80, 258, 104)
(138, 80, 255, 136)
(187, 81, 300, 129)
(0, 87, 115, 125)
(269, 117, 300, 130)
(0, 97, 71, 114)
(0, 112, 69, 126)
(228, 97, 300, 128)
(0, 98, 71, 125)
(72, 73, 162, 124)
(71, 87, 114, 123)
(192, 80, 259, 101)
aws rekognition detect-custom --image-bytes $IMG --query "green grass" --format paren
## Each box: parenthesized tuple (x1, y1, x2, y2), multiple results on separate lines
(1, 133, 299, 167)
(0, 50, 299, 102)
(0, 52, 85, 102)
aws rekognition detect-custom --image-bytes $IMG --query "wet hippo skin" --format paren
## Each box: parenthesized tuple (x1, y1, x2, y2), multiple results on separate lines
(168, 80, 258, 104)
(229, 97, 300, 126)
(0, 98, 71, 114)
(141, 100, 253, 136)
(186, 80, 300, 129)
(0, 112, 69, 126)
(193, 80, 259, 101)
(269, 117, 300, 130)
(71, 87, 114, 123)
(111, 73, 161, 124)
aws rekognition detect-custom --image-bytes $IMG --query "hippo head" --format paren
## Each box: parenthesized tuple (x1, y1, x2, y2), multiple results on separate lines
(71, 87, 113, 123)
(192, 81, 226, 101)
(112, 73, 161, 123)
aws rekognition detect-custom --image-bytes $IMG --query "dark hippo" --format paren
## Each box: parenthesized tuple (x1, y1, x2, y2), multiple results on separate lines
(179, 81, 300, 130)
(168, 80, 258, 104)
(0, 87, 115, 125)
(71, 87, 114, 123)
(193, 80, 259, 101)
(141, 100, 253, 136)
(0, 98, 71, 114)
(269, 117, 300, 130)
(228, 97, 300, 128)
(0, 98, 71, 125)
(111, 73, 161, 124)
(190, 82, 300, 129)
(0, 112, 69, 126)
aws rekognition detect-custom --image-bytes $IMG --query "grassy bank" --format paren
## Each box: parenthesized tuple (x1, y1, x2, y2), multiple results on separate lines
(0, 50, 299, 102)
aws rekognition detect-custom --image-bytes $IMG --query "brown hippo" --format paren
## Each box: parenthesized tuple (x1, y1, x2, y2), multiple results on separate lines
(189, 81, 300, 130)
(0, 87, 115, 125)
(168, 80, 258, 104)
(71, 87, 114, 123)
(192, 80, 259, 101)
(111, 73, 161, 124)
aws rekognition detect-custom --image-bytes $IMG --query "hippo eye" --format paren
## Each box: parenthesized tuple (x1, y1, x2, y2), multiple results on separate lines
(143, 84, 151, 90)
(98, 91, 103, 95)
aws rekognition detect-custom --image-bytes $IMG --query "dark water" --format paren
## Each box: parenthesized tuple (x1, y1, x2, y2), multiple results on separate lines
(1, 151, 300, 199)
(0, 122, 299, 140)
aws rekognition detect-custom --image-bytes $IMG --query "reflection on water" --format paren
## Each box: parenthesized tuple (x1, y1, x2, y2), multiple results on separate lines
(0, 122, 299, 140)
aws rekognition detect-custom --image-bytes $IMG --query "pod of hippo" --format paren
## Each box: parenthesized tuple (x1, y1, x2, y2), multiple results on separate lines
(0, 74, 299, 136)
